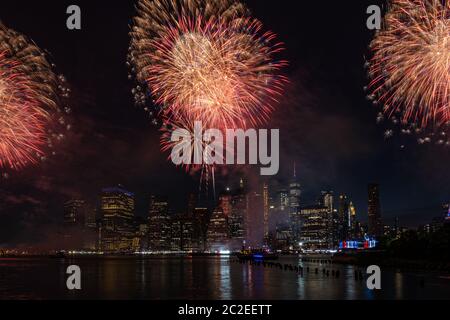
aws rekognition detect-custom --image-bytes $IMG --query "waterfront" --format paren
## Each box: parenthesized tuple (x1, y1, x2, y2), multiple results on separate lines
(1, 257, 450, 300)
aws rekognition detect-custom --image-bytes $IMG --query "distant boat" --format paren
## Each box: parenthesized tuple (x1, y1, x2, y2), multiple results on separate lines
(237, 250, 278, 261)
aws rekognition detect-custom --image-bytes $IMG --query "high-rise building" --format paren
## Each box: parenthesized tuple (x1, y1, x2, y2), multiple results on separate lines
(338, 194, 349, 240)
(100, 186, 135, 252)
(218, 193, 232, 218)
(63, 199, 92, 250)
(319, 191, 336, 248)
(170, 213, 196, 251)
(229, 192, 247, 250)
(289, 163, 302, 243)
(278, 189, 289, 211)
(64, 200, 86, 227)
(207, 208, 229, 251)
(319, 191, 334, 211)
(348, 201, 357, 238)
(247, 190, 264, 247)
(299, 205, 329, 250)
(148, 195, 171, 251)
(263, 182, 270, 242)
(368, 183, 382, 238)
(193, 207, 209, 251)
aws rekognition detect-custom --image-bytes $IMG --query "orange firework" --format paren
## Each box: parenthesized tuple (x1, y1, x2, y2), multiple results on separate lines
(368, 0, 450, 130)
(0, 23, 69, 174)
(129, 0, 287, 130)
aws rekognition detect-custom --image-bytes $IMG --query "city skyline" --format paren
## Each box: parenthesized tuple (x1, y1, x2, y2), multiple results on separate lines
(0, 0, 448, 245)
(51, 174, 449, 254)
(0, 0, 449, 305)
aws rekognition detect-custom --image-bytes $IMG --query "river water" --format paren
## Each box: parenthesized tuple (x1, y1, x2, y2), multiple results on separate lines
(1, 256, 449, 300)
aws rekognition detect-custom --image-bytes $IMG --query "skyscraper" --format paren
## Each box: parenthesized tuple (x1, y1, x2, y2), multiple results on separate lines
(319, 191, 334, 211)
(64, 199, 86, 227)
(299, 205, 329, 250)
(100, 186, 135, 252)
(193, 207, 209, 251)
(289, 163, 302, 243)
(263, 182, 269, 242)
(229, 191, 247, 250)
(207, 208, 229, 251)
(368, 183, 382, 238)
(148, 195, 171, 251)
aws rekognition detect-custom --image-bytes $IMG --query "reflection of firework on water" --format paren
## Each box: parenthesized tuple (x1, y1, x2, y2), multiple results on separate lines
(0, 23, 71, 176)
(129, 0, 287, 189)
(367, 0, 449, 146)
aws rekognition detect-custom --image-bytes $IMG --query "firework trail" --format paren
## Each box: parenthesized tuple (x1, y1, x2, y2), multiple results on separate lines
(129, 0, 287, 191)
(367, 0, 449, 142)
(0, 23, 70, 176)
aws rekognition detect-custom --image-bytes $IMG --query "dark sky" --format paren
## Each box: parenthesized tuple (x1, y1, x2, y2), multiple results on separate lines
(0, 0, 449, 244)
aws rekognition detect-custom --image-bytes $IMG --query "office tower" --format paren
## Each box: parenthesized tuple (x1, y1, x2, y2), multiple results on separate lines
(299, 205, 329, 250)
(368, 183, 382, 238)
(206, 208, 229, 251)
(278, 189, 289, 211)
(338, 194, 349, 240)
(263, 182, 269, 242)
(274, 224, 292, 252)
(148, 195, 171, 251)
(170, 213, 195, 251)
(319, 191, 334, 211)
(229, 191, 247, 250)
(193, 207, 209, 252)
(318, 191, 335, 247)
(348, 201, 357, 238)
(100, 186, 135, 252)
(218, 192, 232, 217)
(63, 199, 91, 250)
(187, 193, 197, 216)
(247, 190, 264, 247)
(64, 200, 86, 227)
(289, 163, 302, 243)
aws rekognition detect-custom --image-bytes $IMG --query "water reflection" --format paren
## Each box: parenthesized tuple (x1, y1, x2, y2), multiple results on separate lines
(0, 257, 450, 300)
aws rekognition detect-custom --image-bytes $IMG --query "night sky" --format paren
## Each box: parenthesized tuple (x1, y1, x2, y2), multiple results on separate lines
(0, 0, 449, 245)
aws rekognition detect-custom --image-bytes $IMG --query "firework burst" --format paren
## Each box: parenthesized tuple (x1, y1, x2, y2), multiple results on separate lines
(367, 0, 450, 134)
(129, 0, 287, 130)
(129, 0, 287, 191)
(0, 23, 70, 175)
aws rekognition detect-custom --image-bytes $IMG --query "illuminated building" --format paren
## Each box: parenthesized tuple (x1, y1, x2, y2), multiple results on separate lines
(63, 199, 98, 250)
(320, 191, 334, 211)
(64, 200, 86, 227)
(193, 207, 209, 252)
(289, 163, 302, 243)
(274, 225, 292, 251)
(247, 190, 264, 247)
(219, 193, 232, 217)
(319, 191, 336, 248)
(263, 182, 269, 242)
(207, 208, 229, 251)
(338, 194, 349, 240)
(229, 192, 247, 250)
(348, 201, 357, 238)
(170, 214, 195, 251)
(278, 189, 289, 211)
(299, 205, 330, 250)
(147, 195, 171, 251)
(100, 186, 135, 252)
(368, 183, 382, 238)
